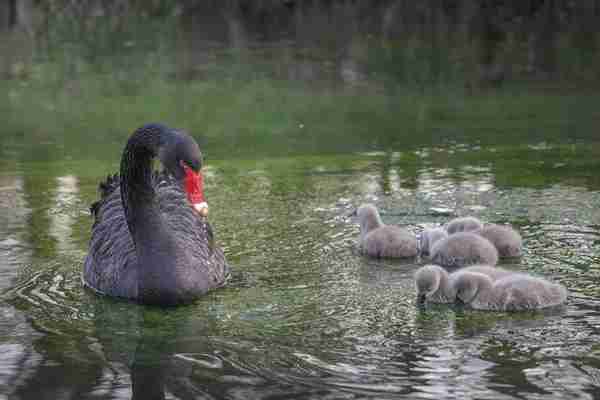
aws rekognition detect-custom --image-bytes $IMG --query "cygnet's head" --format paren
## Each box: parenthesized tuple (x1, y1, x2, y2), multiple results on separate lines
(453, 272, 491, 305)
(355, 204, 383, 236)
(415, 265, 449, 304)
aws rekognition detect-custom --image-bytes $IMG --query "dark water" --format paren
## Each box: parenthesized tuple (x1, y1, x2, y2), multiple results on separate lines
(1, 137, 600, 399)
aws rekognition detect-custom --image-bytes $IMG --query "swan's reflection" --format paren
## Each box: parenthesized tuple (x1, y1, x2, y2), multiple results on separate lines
(87, 298, 224, 400)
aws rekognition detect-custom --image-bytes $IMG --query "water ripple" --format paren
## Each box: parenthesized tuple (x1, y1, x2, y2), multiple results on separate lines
(1, 147, 600, 398)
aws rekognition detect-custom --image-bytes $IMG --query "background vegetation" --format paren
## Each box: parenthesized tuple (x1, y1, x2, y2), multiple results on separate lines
(1, 0, 598, 160)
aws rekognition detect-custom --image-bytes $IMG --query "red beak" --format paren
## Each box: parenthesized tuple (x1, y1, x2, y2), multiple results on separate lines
(182, 163, 207, 209)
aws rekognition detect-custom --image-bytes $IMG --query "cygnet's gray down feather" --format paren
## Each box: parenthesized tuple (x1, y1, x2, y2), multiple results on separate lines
(478, 224, 523, 258)
(420, 228, 448, 257)
(415, 264, 511, 304)
(430, 232, 498, 269)
(446, 216, 484, 235)
(453, 272, 568, 311)
(356, 204, 418, 259)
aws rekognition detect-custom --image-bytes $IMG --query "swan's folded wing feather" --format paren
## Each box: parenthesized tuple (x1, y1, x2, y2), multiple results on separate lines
(83, 184, 138, 299)
(155, 173, 230, 287)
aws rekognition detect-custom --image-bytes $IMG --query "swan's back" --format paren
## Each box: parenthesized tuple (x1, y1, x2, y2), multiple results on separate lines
(361, 226, 418, 259)
(453, 265, 512, 282)
(83, 172, 229, 300)
(490, 274, 567, 311)
(446, 216, 483, 235)
(478, 224, 523, 258)
(455, 272, 567, 311)
(430, 232, 498, 269)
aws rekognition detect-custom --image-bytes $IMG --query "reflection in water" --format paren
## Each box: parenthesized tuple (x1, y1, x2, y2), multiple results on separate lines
(0, 144, 600, 398)
(48, 175, 80, 255)
(21, 170, 60, 260)
(0, 175, 30, 289)
(0, 175, 41, 399)
(0, 304, 42, 399)
(90, 304, 197, 400)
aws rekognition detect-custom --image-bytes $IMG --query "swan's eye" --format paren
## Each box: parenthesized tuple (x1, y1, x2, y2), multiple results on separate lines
(180, 159, 201, 173)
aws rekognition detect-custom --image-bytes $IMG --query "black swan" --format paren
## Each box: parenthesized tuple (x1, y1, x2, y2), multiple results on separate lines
(83, 123, 229, 305)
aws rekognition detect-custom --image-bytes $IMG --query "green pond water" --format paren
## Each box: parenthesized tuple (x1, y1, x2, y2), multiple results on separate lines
(1, 129, 600, 399)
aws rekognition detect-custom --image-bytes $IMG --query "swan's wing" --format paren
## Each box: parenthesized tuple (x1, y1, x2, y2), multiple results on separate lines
(83, 175, 138, 299)
(154, 173, 230, 288)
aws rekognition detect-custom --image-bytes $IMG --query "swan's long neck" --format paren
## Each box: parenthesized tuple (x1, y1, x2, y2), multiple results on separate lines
(120, 125, 184, 303)
(360, 210, 383, 239)
(120, 125, 163, 239)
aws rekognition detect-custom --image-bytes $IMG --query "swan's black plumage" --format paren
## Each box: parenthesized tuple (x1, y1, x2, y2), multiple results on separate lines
(83, 124, 229, 305)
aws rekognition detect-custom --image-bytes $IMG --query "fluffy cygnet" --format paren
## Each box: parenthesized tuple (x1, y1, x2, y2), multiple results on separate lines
(420, 228, 448, 257)
(453, 272, 568, 311)
(430, 232, 498, 269)
(415, 264, 511, 304)
(355, 204, 418, 259)
(478, 224, 523, 258)
(446, 216, 484, 235)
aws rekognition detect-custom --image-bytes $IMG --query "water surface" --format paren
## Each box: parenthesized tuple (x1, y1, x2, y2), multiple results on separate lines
(1, 139, 600, 399)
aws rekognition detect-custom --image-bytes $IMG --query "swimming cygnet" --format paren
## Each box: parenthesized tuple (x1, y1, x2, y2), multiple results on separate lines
(420, 228, 448, 257)
(446, 216, 484, 235)
(453, 272, 568, 311)
(415, 264, 511, 304)
(478, 224, 523, 258)
(430, 232, 498, 269)
(355, 204, 418, 259)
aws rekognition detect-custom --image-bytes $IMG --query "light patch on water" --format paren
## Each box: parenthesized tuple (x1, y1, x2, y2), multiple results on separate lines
(528, 142, 554, 151)
(48, 175, 80, 255)
(174, 353, 224, 369)
(358, 151, 387, 157)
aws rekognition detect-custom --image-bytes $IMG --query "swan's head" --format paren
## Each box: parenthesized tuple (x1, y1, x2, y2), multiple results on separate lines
(355, 204, 383, 236)
(415, 265, 447, 304)
(453, 272, 490, 305)
(158, 129, 208, 216)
